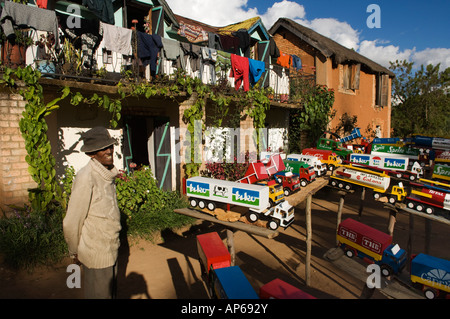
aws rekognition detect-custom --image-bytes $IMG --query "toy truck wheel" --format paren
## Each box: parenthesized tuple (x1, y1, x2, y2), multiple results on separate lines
(284, 188, 291, 196)
(424, 287, 439, 299)
(198, 200, 206, 209)
(409, 174, 416, 181)
(268, 219, 279, 230)
(425, 206, 434, 215)
(344, 183, 352, 191)
(248, 212, 259, 222)
(345, 248, 356, 258)
(416, 204, 424, 212)
(380, 265, 393, 277)
(338, 182, 345, 189)
(207, 202, 216, 211)
(331, 180, 338, 187)
(406, 201, 415, 209)
(388, 196, 397, 204)
(373, 192, 381, 200)
(300, 179, 308, 187)
(189, 198, 198, 207)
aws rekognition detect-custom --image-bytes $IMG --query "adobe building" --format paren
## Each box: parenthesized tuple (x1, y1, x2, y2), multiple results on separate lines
(269, 18, 394, 139)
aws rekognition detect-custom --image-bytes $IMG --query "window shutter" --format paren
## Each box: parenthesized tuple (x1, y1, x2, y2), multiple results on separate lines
(380, 74, 389, 106)
(343, 65, 350, 89)
(351, 64, 360, 90)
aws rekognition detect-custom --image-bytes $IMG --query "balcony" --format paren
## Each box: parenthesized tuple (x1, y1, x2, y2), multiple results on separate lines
(1, 28, 314, 105)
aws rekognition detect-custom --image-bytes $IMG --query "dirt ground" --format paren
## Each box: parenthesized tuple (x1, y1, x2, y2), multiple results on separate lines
(0, 186, 449, 301)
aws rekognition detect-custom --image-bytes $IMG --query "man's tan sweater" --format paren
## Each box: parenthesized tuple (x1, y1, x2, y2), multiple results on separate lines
(63, 158, 121, 269)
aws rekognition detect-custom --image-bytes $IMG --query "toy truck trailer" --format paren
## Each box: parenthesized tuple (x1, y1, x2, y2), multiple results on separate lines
(410, 253, 450, 299)
(302, 148, 342, 171)
(273, 171, 301, 196)
(316, 137, 353, 160)
(432, 163, 450, 182)
(197, 232, 231, 283)
(282, 160, 316, 187)
(259, 278, 316, 299)
(286, 153, 327, 177)
(349, 153, 423, 181)
(330, 165, 407, 203)
(337, 218, 407, 277)
(185, 176, 294, 230)
(210, 265, 259, 299)
(405, 181, 450, 215)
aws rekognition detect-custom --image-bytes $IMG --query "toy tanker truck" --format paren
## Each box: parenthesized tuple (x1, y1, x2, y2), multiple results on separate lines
(405, 180, 450, 215)
(337, 218, 407, 277)
(330, 164, 407, 203)
(185, 176, 294, 230)
(410, 253, 450, 299)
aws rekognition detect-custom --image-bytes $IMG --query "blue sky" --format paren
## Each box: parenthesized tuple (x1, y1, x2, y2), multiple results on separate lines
(166, 0, 450, 69)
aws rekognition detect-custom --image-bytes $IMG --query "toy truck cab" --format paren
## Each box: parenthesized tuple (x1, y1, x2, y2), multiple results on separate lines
(256, 180, 284, 206)
(248, 200, 295, 230)
(389, 184, 407, 203)
(273, 171, 301, 196)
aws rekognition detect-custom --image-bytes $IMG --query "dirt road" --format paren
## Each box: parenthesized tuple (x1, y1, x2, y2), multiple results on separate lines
(0, 186, 449, 300)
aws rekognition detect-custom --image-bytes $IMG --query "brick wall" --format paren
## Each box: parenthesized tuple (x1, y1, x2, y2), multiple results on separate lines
(0, 92, 36, 212)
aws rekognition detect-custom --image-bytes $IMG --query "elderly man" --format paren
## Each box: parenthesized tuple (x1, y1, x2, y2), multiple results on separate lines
(63, 126, 121, 299)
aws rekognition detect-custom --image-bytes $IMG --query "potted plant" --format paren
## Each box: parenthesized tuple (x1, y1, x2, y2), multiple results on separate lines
(34, 32, 57, 74)
(1, 29, 34, 68)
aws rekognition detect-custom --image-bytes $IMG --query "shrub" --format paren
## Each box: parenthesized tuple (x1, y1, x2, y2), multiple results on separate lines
(115, 167, 194, 239)
(0, 205, 67, 269)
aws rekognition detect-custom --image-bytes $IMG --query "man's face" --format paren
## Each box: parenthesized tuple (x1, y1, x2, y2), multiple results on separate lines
(89, 145, 114, 169)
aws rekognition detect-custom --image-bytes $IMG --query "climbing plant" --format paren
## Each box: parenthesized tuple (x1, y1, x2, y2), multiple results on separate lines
(289, 84, 335, 152)
(0, 66, 68, 210)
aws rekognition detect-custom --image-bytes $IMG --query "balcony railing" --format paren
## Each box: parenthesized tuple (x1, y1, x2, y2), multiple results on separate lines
(2, 28, 315, 104)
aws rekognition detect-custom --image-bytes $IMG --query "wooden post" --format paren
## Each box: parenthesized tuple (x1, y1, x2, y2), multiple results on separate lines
(408, 214, 414, 264)
(425, 219, 431, 255)
(358, 187, 366, 219)
(387, 210, 397, 236)
(227, 228, 235, 266)
(336, 191, 346, 245)
(305, 194, 312, 286)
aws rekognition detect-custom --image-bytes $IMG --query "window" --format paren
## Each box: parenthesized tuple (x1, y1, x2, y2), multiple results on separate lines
(341, 64, 360, 91)
(376, 74, 389, 107)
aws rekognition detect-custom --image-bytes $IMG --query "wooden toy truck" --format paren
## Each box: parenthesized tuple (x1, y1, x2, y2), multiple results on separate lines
(282, 160, 316, 187)
(185, 176, 295, 230)
(259, 278, 316, 299)
(410, 253, 450, 299)
(210, 266, 259, 299)
(337, 218, 407, 277)
(197, 232, 231, 281)
(330, 164, 407, 203)
(301, 148, 342, 171)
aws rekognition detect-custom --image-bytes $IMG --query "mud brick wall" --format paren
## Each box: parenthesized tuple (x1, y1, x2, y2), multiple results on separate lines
(0, 92, 36, 212)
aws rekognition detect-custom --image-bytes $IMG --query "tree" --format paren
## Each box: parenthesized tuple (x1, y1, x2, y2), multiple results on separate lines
(389, 60, 450, 137)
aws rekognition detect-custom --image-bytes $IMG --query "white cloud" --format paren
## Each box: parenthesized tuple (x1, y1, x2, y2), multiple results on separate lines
(308, 18, 360, 51)
(358, 40, 414, 68)
(166, 0, 258, 26)
(260, 0, 306, 28)
(412, 48, 450, 69)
